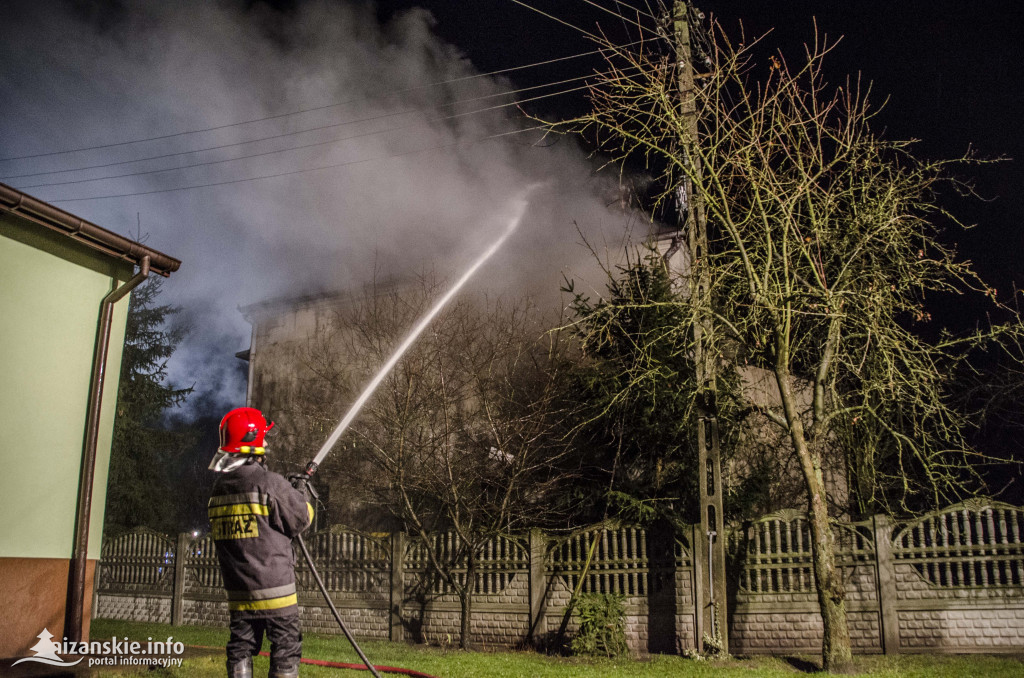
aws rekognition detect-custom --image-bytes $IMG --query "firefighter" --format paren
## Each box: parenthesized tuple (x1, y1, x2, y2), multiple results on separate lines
(208, 407, 314, 678)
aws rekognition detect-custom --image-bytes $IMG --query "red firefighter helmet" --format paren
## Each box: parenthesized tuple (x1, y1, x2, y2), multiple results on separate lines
(219, 407, 275, 453)
(210, 407, 275, 472)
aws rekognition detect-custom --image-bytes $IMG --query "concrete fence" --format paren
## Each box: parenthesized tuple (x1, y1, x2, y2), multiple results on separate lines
(95, 499, 1024, 654)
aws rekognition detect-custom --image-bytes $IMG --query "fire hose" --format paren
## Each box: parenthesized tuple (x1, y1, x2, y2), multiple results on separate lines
(258, 652, 438, 677)
(289, 477, 410, 678)
(188, 644, 437, 678)
(296, 534, 440, 677)
(295, 529, 383, 677)
(285, 483, 440, 677)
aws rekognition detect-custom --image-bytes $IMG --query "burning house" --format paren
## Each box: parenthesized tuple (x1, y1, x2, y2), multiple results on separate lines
(237, 285, 408, 531)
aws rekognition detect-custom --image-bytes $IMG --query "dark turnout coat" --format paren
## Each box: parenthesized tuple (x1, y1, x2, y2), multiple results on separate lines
(208, 462, 313, 618)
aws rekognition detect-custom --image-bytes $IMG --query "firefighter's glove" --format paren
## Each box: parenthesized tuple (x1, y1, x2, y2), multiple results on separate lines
(288, 473, 319, 501)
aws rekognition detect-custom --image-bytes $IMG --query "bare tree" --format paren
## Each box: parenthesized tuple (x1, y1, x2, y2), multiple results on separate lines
(559, 17, 1022, 670)
(294, 278, 578, 648)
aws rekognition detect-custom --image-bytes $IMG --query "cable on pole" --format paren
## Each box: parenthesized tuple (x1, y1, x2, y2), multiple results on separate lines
(2, 68, 615, 183)
(12, 75, 612, 190)
(577, 0, 662, 38)
(45, 126, 545, 203)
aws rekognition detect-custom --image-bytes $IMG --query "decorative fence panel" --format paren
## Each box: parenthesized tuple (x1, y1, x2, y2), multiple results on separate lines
(893, 500, 1024, 588)
(404, 532, 528, 597)
(295, 528, 392, 637)
(183, 535, 221, 596)
(728, 511, 881, 654)
(98, 529, 175, 595)
(549, 525, 649, 596)
(95, 528, 175, 623)
(889, 500, 1024, 652)
(299, 529, 390, 596)
(733, 511, 875, 597)
(728, 501, 1024, 655)
(95, 502, 1024, 654)
(400, 532, 531, 646)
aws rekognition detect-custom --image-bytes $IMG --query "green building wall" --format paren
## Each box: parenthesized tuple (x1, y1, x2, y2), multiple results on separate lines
(0, 210, 132, 561)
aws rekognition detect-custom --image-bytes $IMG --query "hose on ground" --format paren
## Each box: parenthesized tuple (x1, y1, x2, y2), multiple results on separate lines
(187, 646, 441, 678)
(257, 651, 441, 677)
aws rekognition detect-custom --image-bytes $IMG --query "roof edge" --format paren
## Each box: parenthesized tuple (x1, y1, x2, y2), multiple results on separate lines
(239, 276, 414, 320)
(0, 182, 181, 276)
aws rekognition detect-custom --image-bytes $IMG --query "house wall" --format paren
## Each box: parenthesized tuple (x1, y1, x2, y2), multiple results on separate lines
(241, 288, 410, 530)
(241, 281, 419, 465)
(245, 295, 342, 444)
(0, 210, 132, 657)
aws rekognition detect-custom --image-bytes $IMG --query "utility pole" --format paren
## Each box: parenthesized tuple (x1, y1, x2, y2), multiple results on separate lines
(664, 0, 727, 653)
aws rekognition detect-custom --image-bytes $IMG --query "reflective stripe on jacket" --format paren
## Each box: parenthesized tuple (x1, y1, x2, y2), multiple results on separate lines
(208, 462, 313, 617)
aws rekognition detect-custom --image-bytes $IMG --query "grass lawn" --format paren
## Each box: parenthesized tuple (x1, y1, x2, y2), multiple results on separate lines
(90, 619, 1024, 677)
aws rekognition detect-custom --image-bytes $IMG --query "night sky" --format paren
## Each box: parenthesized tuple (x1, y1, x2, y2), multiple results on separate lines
(1, 0, 1021, 408)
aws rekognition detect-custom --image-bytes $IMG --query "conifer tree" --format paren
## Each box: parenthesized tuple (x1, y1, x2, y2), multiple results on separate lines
(104, 277, 193, 533)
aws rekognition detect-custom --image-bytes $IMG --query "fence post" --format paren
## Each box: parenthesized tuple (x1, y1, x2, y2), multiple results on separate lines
(390, 531, 405, 641)
(171, 532, 188, 625)
(527, 528, 548, 645)
(872, 514, 899, 653)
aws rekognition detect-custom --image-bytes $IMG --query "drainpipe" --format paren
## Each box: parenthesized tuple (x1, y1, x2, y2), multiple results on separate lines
(66, 256, 150, 643)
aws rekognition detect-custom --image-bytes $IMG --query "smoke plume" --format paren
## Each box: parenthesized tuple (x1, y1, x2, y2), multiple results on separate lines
(0, 0, 643, 414)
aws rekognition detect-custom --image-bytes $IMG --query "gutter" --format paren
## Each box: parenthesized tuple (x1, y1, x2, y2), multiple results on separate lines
(66, 256, 152, 643)
(0, 182, 180, 276)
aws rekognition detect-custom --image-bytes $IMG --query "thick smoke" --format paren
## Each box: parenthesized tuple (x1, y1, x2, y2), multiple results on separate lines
(0, 0, 643, 413)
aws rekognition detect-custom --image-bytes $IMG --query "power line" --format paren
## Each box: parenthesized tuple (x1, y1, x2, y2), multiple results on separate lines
(0, 44, 628, 165)
(4, 69, 606, 184)
(3, 109, 416, 183)
(608, 0, 659, 22)
(578, 0, 661, 38)
(46, 125, 548, 204)
(508, 0, 602, 42)
(13, 78, 599, 191)
(642, 0, 666, 20)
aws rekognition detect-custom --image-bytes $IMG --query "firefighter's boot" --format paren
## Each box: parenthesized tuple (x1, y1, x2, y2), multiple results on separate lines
(226, 657, 252, 678)
(269, 659, 299, 678)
